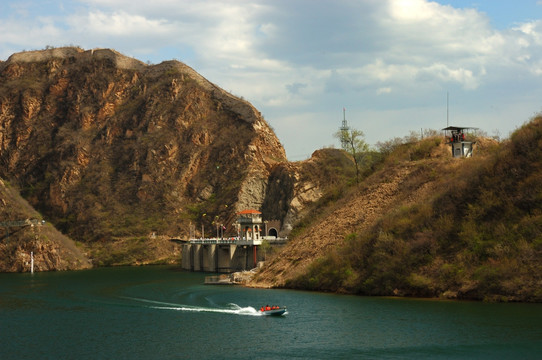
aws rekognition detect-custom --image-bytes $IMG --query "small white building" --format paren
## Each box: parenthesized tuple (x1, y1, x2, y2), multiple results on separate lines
(443, 126, 477, 158)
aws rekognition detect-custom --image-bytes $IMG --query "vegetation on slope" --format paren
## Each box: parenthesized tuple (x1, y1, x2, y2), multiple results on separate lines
(0, 48, 283, 247)
(285, 118, 542, 302)
(0, 179, 91, 271)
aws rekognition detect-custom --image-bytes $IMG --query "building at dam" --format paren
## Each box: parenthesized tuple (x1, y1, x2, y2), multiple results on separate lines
(181, 209, 287, 273)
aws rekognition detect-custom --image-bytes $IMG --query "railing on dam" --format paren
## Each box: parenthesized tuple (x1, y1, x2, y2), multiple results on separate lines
(188, 236, 288, 246)
(181, 236, 288, 273)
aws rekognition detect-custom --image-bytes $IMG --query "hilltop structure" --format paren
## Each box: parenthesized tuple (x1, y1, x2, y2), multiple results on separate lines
(443, 126, 478, 158)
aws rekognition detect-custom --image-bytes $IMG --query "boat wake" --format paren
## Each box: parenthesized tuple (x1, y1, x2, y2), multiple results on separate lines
(122, 297, 262, 316)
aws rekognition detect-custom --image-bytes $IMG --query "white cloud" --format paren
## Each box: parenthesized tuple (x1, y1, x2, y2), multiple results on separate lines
(515, 20, 542, 45)
(76, 10, 172, 36)
(377, 87, 392, 95)
(417, 63, 479, 90)
(389, 0, 444, 22)
(0, 17, 62, 53)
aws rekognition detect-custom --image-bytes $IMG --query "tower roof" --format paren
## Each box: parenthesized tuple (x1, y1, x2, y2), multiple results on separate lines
(442, 126, 479, 131)
(238, 209, 262, 215)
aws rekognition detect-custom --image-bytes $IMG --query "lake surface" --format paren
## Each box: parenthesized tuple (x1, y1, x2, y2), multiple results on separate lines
(1, 266, 542, 359)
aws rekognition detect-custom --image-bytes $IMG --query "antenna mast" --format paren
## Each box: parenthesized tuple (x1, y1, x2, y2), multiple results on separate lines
(340, 107, 350, 150)
(446, 92, 449, 127)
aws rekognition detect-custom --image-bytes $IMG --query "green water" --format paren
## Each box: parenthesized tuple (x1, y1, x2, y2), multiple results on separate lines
(1, 266, 541, 359)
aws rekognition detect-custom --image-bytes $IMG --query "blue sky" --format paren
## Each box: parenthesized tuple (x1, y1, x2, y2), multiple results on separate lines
(1, 1, 541, 159)
(440, 1, 540, 28)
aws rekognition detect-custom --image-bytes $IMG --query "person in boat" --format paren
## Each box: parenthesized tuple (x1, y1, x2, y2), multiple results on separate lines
(265, 305, 271, 311)
(260, 306, 264, 312)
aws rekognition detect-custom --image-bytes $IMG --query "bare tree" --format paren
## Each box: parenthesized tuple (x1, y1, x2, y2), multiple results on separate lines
(334, 127, 369, 184)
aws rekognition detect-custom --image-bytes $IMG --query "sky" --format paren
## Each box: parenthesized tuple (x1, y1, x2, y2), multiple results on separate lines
(1, 1, 541, 160)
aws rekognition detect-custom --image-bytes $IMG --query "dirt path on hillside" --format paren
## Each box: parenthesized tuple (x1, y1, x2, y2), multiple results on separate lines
(249, 162, 426, 288)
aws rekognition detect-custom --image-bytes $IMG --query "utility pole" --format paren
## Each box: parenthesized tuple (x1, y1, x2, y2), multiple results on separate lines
(0, 219, 44, 273)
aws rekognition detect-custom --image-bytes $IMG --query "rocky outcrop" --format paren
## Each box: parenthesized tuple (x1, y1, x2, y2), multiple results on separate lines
(0, 47, 286, 245)
(261, 149, 355, 233)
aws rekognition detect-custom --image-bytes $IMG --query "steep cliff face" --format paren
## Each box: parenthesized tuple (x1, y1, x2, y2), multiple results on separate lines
(0, 47, 286, 243)
(261, 148, 355, 233)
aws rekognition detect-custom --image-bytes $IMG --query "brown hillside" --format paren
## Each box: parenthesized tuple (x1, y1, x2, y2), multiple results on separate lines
(0, 47, 285, 247)
(251, 123, 542, 302)
(250, 161, 434, 287)
(250, 137, 494, 289)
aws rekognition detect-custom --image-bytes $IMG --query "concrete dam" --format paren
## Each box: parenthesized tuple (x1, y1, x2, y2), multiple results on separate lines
(181, 238, 286, 273)
(181, 209, 287, 273)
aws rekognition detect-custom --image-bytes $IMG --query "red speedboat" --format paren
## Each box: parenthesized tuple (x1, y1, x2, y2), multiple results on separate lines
(260, 306, 287, 316)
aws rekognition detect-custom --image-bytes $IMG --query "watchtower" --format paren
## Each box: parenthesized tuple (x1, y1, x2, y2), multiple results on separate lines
(236, 209, 263, 241)
(442, 126, 478, 158)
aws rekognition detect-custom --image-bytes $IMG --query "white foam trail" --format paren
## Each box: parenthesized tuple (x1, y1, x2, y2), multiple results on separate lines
(150, 305, 261, 316)
(123, 297, 262, 316)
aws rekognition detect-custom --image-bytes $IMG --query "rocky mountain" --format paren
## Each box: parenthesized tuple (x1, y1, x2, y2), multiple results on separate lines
(261, 148, 356, 233)
(0, 47, 350, 270)
(0, 47, 280, 238)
